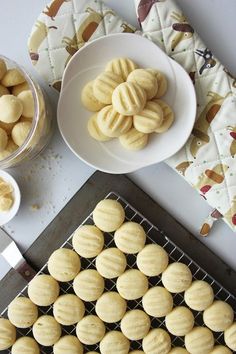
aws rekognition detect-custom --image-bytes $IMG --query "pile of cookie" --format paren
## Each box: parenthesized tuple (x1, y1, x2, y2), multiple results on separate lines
(0, 199, 235, 354)
(0, 58, 34, 160)
(81, 58, 174, 151)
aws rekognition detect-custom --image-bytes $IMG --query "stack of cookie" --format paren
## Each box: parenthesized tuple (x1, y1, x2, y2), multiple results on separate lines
(81, 58, 174, 151)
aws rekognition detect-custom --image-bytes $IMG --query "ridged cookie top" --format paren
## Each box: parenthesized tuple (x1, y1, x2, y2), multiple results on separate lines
(96, 292, 127, 323)
(93, 71, 123, 104)
(114, 221, 146, 254)
(147, 69, 168, 98)
(105, 58, 138, 81)
(137, 244, 169, 276)
(73, 269, 105, 302)
(185, 327, 214, 354)
(81, 81, 105, 112)
(117, 269, 148, 300)
(210, 345, 232, 354)
(142, 328, 171, 354)
(28, 274, 60, 306)
(112, 82, 146, 115)
(53, 294, 85, 326)
(72, 225, 104, 258)
(184, 280, 214, 311)
(120, 310, 150, 340)
(165, 306, 194, 336)
(53, 335, 83, 354)
(224, 323, 236, 351)
(87, 113, 111, 142)
(48, 248, 81, 282)
(93, 199, 125, 232)
(133, 101, 163, 133)
(161, 262, 192, 293)
(100, 331, 130, 354)
(76, 315, 106, 345)
(152, 98, 174, 133)
(119, 128, 148, 151)
(8, 297, 38, 328)
(32, 315, 61, 347)
(11, 337, 39, 354)
(127, 69, 158, 99)
(97, 105, 132, 137)
(96, 247, 127, 279)
(203, 300, 234, 332)
(0, 318, 16, 351)
(142, 286, 173, 317)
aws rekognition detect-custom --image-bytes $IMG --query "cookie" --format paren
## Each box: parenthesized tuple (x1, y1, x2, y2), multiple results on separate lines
(117, 269, 148, 300)
(96, 291, 127, 323)
(53, 294, 85, 326)
(87, 113, 111, 142)
(142, 286, 173, 317)
(97, 105, 132, 138)
(32, 315, 61, 346)
(210, 346, 232, 354)
(0, 121, 15, 135)
(17, 90, 34, 118)
(0, 127, 8, 152)
(112, 82, 146, 116)
(114, 221, 146, 254)
(28, 274, 60, 306)
(127, 69, 158, 99)
(73, 269, 104, 302)
(184, 280, 214, 311)
(76, 315, 106, 345)
(119, 128, 148, 151)
(53, 335, 83, 354)
(0, 139, 18, 160)
(93, 199, 125, 232)
(11, 121, 32, 146)
(0, 318, 16, 350)
(0, 84, 9, 97)
(129, 352, 144, 354)
(137, 244, 169, 276)
(0, 95, 23, 123)
(133, 101, 163, 133)
(105, 58, 138, 81)
(100, 331, 130, 354)
(169, 348, 189, 354)
(72, 225, 104, 258)
(11, 337, 39, 354)
(1, 68, 25, 87)
(81, 81, 106, 112)
(224, 323, 236, 351)
(48, 248, 81, 282)
(203, 300, 234, 332)
(165, 306, 194, 336)
(147, 69, 168, 98)
(8, 297, 38, 328)
(121, 310, 150, 340)
(161, 262, 192, 293)
(0, 59, 7, 80)
(152, 99, 174, 133)
(93, 71, 123, 104)
(185, 327, 214, 354)
(142, 328, 171, 354)
(12, 81, 29, 96)
(96, 247, 127, 279)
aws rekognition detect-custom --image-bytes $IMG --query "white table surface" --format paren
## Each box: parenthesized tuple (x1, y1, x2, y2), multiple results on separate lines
(0, 0, 236, 281)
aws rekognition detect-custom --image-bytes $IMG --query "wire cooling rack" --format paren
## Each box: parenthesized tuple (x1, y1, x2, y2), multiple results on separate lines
(1, 192, 236, 353)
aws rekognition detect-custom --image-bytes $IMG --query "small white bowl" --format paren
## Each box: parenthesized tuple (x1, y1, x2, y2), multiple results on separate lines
(58, 33, 196, 174)
(0, 170, 21, 226)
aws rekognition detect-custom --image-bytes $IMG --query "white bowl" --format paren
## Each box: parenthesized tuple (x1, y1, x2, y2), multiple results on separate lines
(58, 33, 196, 174)
(0, 170, 21, 226)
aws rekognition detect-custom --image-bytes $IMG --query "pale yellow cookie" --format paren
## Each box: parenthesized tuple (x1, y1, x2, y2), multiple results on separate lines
(105, 58, 138, 81)
(0, 318, 16, 350)
(53, 335, 83, 354)
(48, 248, 81, 282)
(142, 286, 173, 317)
(129, 352, 144, 354)
(33, 315, 61, 346)
(0, 121, 15, 135)
(73, 269, 104, 302)
(11, 121, 32, 146)
(93, 199, 125, 232)
(142, 328, 171, 354)
(127, 69, 158, 100)
(12, 81, 29, 96)
(1, 68, 25, 87)
(119, 128, 148, 151)
(133, 101, 163, 133)
(114, 221, 146, 254)
(93, 71, 123, 104)
(0, 84, 9, 97)
(11, 337, 39, 354)
(76, 315, 106, 345)
(137, 244, 169, 276)
(87, 113, 111, 142)
(0, 127, 8, 152)
(0, 95, 23, 123)
(224, 323, 236, 351)
(100, 331, 130, 354)
(147, 69, 168, 98)
(169, 348, 189, 354)
(96, 247, 127, 279)
(117, 269, 148, 300)
(53, 294, 85, 326)
(210, 346, 232, 354)
(152, 99, 174, 133)
(97, 105, 132, 138)
(81, 81, 106, 111)
(28, 274, 59, 306)
(8, 297, 38, 328)
(96, 291, 127, 323)
(17, 90, 34, 118)
(72, 225, 104, 258)
(203, 300, 234, 332)
(162, 262, 192, 293)
(112, 82, 147, 116)
(184, 280, 214, 311)
(0, 139, 18, 160)
(121, 310, 150, 340)
(185, 327, 214, 354)
(165, 306, 194, 336)
(0, 59, 7, 80)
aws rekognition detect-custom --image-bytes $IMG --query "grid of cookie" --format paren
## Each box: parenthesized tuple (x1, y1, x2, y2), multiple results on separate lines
(1, 191, 236, 353)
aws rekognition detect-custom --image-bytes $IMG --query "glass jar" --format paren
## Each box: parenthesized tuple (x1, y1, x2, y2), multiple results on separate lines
(0, 55, 53, 168)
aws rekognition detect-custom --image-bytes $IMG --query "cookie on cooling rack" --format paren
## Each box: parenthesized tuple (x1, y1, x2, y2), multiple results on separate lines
(8, 297, 38, 328)
(142, 328, 171, 354)
(48, 248, 81, 282)
(95, 291, 127, 323)
(120, 309, 150, 340)
(100, 331, 130, 354)
(161, 262, 192, 293)
(137, 244, 169, 276)
(114, 221, 146, 254)
(96, 247, 127, 279)
(0, 318, 16, 350)
(184, 327, 214, 354)
(93, 199, 125, 232)
(11, 337, 39, 354)
(73, 269, 105, 302)
(76, 315, 106, 345)
(165, 306, 194, 336)
(142, 286, 173, 318)
(203, 300, 234, 332)
(72, 225, 104, 258)
(32, 315, 61, 346)
(116, 269, 148, 300)
(53, 335, 83, 354)
(53, 294, 85, 326)
(28, 274, 60, 306)
(184, 280, 214, 311)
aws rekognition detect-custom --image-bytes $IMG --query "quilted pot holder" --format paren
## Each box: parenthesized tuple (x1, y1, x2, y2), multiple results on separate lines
(28, 0, 236, 234)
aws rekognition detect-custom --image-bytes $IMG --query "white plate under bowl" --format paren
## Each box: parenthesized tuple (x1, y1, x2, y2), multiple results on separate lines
(58, 33, 196, 174)
(0, 170, 21, 226)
